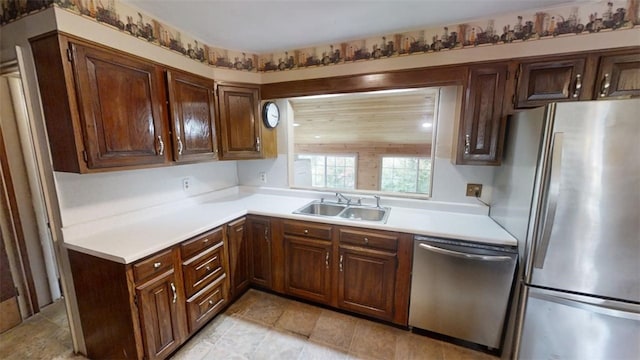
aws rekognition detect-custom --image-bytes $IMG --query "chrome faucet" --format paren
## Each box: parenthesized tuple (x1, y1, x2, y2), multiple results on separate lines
(374, 195, 381, 208)
(335, 192, 351, 205)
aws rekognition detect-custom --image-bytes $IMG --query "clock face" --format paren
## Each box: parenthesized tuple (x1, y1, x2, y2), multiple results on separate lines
(263, 102, 280, 128)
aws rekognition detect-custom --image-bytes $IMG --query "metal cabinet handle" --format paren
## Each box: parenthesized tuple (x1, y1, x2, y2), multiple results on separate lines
(600, 73, 610, 97)
(264, 228, 269, 242)
(203, 238, 209, 244)
(339, 254, 344, 272)
(363, 237, 369, 244)
(208, 300, 214, 306)
(157, 136, 165, 155)
(256, 137, 261, 152)
(418, 243, 513, 262)
(325, 252, 329, 268)
(153, 262, 161, 269)
(205, 265, 211, 272)
(572, 74, 582, 98)
(534, 133, 564, 269)
(177, 137, 183, 155)
(464, 134, 471, 154)
(304, 229, 309, 234)
(170, 282, 177, 304)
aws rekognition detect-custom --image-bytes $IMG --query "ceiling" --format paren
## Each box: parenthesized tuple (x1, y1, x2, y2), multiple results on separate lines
(289, 88, 437, 145)
(123, 0, 586, 53)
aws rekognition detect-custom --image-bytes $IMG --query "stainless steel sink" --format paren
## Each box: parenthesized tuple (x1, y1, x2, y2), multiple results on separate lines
(338, 206, 390, 222)
(293, 200, 391, 223)
(294, 201, 346, 216)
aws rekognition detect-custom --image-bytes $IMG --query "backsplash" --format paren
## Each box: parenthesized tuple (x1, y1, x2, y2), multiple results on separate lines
(1, 0, 637, 74)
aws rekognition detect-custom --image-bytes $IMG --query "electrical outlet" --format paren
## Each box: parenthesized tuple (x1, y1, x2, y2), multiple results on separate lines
(466, 183, 483, 197)
(258, 172, 267, 184)
(182, 177, 191, 192)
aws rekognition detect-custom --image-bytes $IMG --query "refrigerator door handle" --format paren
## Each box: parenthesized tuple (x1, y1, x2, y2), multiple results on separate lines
(534, 132, 563, 269)
(529, 287, 640, 321)
(418, 243, 514, 262)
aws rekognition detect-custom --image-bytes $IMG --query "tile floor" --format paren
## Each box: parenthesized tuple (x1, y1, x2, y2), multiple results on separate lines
(0, 289, 498, 360)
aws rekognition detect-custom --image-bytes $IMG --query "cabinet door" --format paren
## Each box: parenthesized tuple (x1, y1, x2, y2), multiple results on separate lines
(338, 246, 396, 321)
(216, 84, 262, 159)
(283, 236, 332, 304)
(515, 57, 586, 108)
(595, 52, 640, 99)
(227, 217, 249, 299)
(457, 63, 508, 165)
(247, 216, 272, 289)
(136, 270, 186, 360)
(166, 70, 218, 162)
(70, 42, 169, 169)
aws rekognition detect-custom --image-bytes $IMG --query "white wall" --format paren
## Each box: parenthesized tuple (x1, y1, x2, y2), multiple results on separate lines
(55, 161, 239, 226)
(237, 89, 496, 206)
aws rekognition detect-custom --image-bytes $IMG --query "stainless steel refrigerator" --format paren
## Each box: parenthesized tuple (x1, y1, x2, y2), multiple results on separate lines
(490, 99, 640, 359)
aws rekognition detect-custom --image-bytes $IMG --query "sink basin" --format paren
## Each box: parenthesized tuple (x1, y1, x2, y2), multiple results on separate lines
(338, 206, 390, 222)
(293, 200, 391, 223)
(294, 201, 346, 216)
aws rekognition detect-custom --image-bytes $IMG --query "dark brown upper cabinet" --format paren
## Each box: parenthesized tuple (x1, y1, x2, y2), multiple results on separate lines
(457, 63, 508, 166)
(216, 83, 263, 159)
(166, 70, 218, 163)
(515, 56, 587, 108)
(594, 51, 640, 100)
(30, 33, 171, 173)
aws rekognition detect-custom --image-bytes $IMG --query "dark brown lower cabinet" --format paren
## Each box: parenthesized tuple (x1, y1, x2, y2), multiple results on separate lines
(338, 246, 396, 321)
(185, 275, 228, 333)
(67, 216, 413, 360)
(227, 217, 250, 300)
(283, 236, 332, 304)
(136, 269, 187, 360)
(247, 215, 272, 288)
(277, 219, 412, 326)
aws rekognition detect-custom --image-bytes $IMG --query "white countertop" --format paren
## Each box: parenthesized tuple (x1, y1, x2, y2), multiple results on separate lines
(62, 187, 516, 264)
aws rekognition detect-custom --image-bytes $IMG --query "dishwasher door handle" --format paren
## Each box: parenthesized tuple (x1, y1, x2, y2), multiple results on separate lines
(418, 243, 514, 262)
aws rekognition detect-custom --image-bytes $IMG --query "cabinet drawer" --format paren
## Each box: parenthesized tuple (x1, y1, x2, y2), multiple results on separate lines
(339, 229, 398, 252)
(133, 249, 174, 284)
(186, 275, 228, 333)
(283, 221, 333, 240)
(183, 242, 225, 298)
(181, 227, 223, 260)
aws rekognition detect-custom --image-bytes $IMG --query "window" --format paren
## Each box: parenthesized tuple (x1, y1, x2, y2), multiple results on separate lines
(296, 154, 356, 190)
(380, 156, 431, 194)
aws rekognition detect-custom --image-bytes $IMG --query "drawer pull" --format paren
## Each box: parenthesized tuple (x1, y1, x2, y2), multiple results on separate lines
(153, 262, 162, 269)
(157, 136, 165, 156)
(600, 73, 610, 97)
(572, 74, 582, 98)
(170, 282, 177, 304)
(208, 300, 214, 306)
(205, 265, 211, 272)
(177, 136, 184, 155)
(203, 238, 209, 243)
(364, 237, 369, 244)
(304, 229, 309, 234)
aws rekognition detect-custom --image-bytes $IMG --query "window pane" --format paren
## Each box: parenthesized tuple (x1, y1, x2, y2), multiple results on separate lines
(380, 156, 431, 194)
(300, 154, 356, 190)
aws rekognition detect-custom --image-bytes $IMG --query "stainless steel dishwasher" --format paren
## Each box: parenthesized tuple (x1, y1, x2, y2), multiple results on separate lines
(409, 235, 517, 349)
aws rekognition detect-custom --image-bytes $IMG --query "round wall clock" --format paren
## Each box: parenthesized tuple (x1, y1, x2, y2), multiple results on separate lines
(262, 101, 280, 129)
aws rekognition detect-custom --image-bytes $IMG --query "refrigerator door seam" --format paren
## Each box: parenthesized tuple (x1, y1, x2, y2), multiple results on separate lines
(533, 132, 564, 269)
(529, 287, 640, 321)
